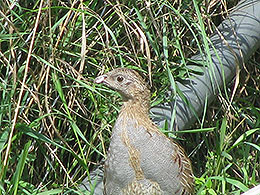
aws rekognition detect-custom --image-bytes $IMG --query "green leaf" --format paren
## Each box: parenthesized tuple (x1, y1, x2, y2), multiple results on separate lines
(36, 189, 63, 195)
(0, 129, 9, 153)
(16, 123, 67, 151)
(219, 117, 227, 151)
(230, 128, 260, 151)
(11, 140, 31, 195)
(221, 151, 232, 161)
(209, 176, 249, 192)
(244, 142, 260, 152)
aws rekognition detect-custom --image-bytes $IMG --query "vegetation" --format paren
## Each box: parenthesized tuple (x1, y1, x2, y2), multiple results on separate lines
(0, 0, 259, 194)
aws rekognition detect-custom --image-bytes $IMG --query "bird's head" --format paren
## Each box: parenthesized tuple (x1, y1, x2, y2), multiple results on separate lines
(94, 68, 150, 103)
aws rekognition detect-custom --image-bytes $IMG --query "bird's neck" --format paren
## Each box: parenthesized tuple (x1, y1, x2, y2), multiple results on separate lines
(120, 98, 150, 119)
(119, 88, 151, 120)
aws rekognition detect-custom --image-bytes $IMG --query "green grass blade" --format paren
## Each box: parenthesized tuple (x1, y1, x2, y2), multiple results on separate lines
(10, 140, 31, 195)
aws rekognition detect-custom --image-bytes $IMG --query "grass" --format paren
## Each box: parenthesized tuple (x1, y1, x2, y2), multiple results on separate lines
(0, 0, 259, 194)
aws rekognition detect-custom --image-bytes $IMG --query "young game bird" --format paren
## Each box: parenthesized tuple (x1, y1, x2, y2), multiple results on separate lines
(95, 68, 194, 195)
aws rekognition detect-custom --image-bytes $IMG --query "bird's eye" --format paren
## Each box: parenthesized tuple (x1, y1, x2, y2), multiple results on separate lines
(117, 76, 124, 82)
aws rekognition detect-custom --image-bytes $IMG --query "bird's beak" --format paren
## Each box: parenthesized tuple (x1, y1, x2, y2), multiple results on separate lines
(94, 74, 107, 84)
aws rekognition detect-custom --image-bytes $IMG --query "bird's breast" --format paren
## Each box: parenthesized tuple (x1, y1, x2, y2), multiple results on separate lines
(105, 115, 183, 194)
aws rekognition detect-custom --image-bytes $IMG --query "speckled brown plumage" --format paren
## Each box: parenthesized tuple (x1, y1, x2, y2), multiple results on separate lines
(95, 68, 194, 195)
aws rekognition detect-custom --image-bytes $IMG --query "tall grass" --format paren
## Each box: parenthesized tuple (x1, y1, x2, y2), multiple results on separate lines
(0, 0, 259, 194)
